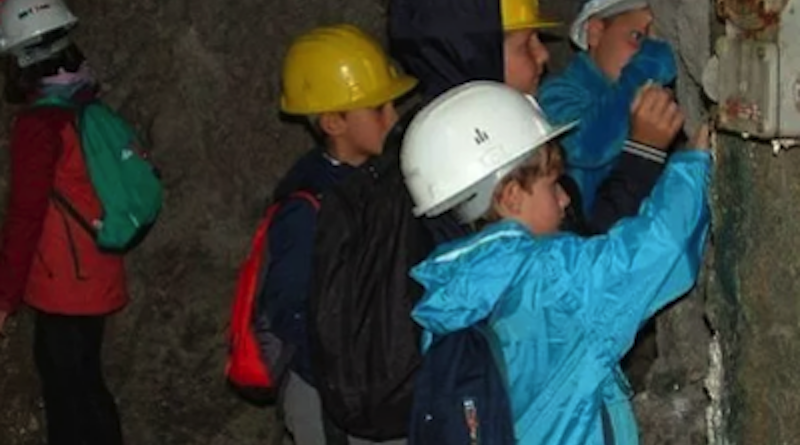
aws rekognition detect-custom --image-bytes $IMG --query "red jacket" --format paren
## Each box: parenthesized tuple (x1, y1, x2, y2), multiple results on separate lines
(0, 104, 127, 315)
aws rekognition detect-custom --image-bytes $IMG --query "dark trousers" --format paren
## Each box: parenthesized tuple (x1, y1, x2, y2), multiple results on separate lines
(34, 311, 123, 445)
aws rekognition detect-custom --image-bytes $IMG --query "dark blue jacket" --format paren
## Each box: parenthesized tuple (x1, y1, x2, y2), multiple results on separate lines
(255, 149, 355, 384)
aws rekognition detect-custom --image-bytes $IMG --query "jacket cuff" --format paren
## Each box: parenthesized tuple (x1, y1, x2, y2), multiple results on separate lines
(623, 140, 667, 164)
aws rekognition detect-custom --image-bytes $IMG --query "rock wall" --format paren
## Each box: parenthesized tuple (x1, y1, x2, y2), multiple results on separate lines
(707, 106, 800, 444)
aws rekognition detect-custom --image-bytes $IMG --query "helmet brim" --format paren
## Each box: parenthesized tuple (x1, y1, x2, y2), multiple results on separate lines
(504, 18, 562, 32)
(281, 75, 418, 115)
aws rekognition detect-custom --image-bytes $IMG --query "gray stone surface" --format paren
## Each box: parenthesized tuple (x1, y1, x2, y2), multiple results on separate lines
(707, 133, 800, 444)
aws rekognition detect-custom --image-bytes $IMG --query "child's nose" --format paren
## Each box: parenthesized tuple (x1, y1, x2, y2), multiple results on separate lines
(530, 33, 550, 65)
(538, 46, 550, 65)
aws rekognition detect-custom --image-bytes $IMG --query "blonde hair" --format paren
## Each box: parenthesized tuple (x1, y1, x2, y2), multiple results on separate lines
(482, 143, 564, 223)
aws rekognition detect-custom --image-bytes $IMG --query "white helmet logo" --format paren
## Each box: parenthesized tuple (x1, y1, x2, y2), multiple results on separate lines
(473, 128, 489, 145)
(18, 3, 52, 20)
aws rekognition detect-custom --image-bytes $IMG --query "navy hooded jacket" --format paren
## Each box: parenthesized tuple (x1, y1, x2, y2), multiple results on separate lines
(389, 0, 505, 102)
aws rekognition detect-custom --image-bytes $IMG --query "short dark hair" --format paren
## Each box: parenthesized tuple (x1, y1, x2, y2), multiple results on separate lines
(482, 142, 565, 222)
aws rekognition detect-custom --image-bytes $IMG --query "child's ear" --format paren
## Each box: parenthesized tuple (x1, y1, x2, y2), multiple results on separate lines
(319, 112, 347, 137)
(497, 180, 524, 216)
(586, 17, 606, 50)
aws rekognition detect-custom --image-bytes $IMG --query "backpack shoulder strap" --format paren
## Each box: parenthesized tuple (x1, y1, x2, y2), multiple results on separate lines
(285, 190, 321, 211)
(31, 94, 79, 109)
(39, 98, 96, 239)
(259, 190, 320, 233)
(51, 191, 98, 239)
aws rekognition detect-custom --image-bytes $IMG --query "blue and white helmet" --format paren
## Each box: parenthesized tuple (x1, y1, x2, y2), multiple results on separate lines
(570, 0, 649, 50)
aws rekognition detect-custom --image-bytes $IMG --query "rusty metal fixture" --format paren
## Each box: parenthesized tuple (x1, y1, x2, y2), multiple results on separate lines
(719, 0, 789, 31)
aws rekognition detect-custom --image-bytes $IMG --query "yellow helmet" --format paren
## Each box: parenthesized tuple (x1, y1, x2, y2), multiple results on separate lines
(281, 24, 418, 115)
(501, 0, 560, 31)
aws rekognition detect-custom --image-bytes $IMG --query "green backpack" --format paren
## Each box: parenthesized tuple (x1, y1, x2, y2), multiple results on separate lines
(34, 95, 163, 251)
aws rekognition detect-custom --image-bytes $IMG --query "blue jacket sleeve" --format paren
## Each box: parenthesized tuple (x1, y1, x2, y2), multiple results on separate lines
(566, 150, 710, 363)
(253, 198, 317, 353)
(538, 39, 677, 170)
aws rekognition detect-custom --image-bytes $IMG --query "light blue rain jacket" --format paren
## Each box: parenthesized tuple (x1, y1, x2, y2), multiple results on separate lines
(411, 150, 711, 444)
(538, 39, 677, 213)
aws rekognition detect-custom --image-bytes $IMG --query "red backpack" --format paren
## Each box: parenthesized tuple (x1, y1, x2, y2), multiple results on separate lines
(225, 191, 320, 405)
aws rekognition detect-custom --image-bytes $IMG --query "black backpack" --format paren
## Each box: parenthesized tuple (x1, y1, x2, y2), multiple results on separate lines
(308, 109, 449, 440)
(409, 322, 515, 445)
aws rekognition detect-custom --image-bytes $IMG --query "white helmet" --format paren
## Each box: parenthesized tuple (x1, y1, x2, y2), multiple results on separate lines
(0, 0, 78, 67)
(401, 81, 577, 223)
(570, 0, 649, 50)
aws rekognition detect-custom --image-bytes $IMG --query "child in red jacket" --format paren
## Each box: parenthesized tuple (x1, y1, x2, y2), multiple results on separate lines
(0, 1, 126, 444)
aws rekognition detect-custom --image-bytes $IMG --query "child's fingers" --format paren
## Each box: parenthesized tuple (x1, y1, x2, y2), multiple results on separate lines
(654, 91, 672, 116)
(631, 89, 645, 113)
(667, 104, 685, 134)
(631, 80, 656, 113)
(632, 88, 654, 115)
(643, 87, 670, 116)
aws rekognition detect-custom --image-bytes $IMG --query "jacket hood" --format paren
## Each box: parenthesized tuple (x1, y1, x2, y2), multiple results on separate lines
(389, 0, 505, 101)
(410, 221, 535, 336)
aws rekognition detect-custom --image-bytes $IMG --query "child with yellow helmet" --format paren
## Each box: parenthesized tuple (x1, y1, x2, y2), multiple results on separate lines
(253, 24, 416, 445)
